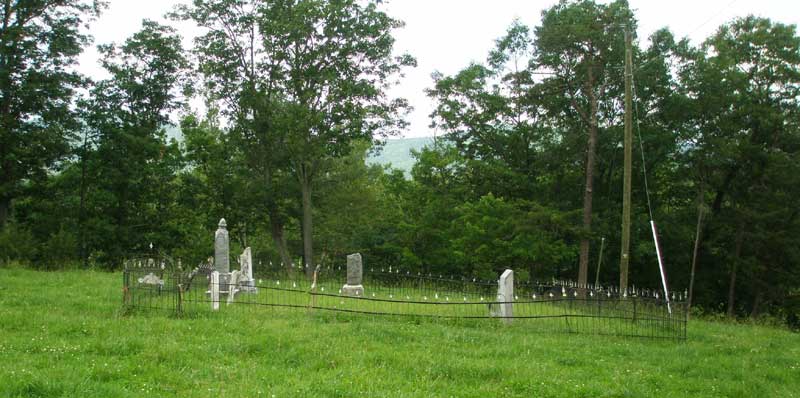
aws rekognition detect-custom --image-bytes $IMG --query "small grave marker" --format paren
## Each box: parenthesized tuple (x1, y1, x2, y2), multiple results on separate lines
(341, 253, 365, 297)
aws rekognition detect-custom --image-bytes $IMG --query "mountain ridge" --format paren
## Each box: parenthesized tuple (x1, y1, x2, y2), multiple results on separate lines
(367, 136, 435, 176)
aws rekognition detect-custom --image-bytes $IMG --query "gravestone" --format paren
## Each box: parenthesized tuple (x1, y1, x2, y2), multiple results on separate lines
(497, 269, 514, 323)
(238, 247, 257, 293)
(227, 270, 241, 304)
(214, 219, 230, 273)
(341, 253, 364, 296)
(214, 218, 231, 290)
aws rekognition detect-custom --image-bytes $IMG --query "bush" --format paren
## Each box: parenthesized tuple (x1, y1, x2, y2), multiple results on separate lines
(39, 227, 79, 269)
(784, 294, 800, 331)
(0, 223, 38, 265)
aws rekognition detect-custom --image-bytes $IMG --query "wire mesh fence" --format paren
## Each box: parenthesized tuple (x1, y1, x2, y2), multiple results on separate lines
(122, 257, 687, 340)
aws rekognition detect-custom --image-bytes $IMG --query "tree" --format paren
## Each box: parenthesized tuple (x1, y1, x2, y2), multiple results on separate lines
(534, 0, 633, 291)
(680, 16, 800, 316)
(81, 20, 187, 263)
(174, 0, 296, 269)
(427, 20, 549, 203)
(177, 0, 414, 273)
(261, 0, 413, 272)
(0, 0, 103, 229)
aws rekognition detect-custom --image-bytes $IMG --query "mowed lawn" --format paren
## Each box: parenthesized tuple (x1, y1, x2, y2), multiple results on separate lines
(0, 267, 798, 397)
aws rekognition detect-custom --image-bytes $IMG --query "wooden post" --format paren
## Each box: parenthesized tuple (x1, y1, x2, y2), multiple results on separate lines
(619, 28, 633, 293)
(211, 271, 220, 311)
(308, 265, 320, 311)
(177, 284, 184, 317)
(122, 270, 131, 307)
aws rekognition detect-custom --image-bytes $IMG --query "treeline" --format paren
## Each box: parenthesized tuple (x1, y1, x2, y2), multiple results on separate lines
(0, 0, 798, 322)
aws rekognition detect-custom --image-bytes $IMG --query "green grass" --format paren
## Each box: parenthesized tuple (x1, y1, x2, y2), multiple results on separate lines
(1, 267, 798, 397)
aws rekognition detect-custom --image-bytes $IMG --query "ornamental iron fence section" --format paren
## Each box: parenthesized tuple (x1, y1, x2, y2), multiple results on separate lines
(122, 258, 686, 339)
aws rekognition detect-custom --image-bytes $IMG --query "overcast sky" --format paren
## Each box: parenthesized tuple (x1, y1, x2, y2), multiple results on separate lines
(77, 0, 800, 138)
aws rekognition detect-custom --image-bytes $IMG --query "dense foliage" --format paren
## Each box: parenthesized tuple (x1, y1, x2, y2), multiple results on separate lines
(0, 0, 798, 323)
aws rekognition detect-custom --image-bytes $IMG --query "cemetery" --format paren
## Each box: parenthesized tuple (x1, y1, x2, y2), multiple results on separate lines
(1, 0, 798, 396)
(3, 263, 797, 397)
(124, 219, 685, 339)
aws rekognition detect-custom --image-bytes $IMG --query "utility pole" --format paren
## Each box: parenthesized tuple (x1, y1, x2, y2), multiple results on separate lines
(619, 28, 633, 293)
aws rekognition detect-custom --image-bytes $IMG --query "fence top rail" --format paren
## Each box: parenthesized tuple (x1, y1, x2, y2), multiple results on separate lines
(305, 289, 683, 307)
(123, 254, 687, 302)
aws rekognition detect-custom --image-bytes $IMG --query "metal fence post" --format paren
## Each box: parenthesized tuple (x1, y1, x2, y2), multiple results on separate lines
(176, 271, 184, 317)
(122, 270, 132, 308)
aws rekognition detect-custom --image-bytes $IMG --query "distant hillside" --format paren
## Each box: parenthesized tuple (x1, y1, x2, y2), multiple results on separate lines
(164, 125, 432, 178)
(367, 136, 435, 176)
(164, 125, 182, 142)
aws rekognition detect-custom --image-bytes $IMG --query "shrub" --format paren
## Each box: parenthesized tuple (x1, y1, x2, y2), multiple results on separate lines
(0, 223, 38, 265)
(40, 227, 79, 269)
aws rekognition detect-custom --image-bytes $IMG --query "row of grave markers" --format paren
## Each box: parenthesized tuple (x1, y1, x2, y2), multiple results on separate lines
(209, 218, 257, 310)
(206, 218, 518, 322)
(205, 218, 679, 322)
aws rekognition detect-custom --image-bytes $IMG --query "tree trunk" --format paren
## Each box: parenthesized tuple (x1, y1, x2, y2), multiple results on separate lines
(727, 226, 744, 317)
(300, 169, 314, 277)
(578, 71, 598, 294)
(750, 291, 763, 318)
(269, 214, 294, 270)
(0, 195, 9, 231)
(79, 132, 89, 267)
(687, 205, 704, 317)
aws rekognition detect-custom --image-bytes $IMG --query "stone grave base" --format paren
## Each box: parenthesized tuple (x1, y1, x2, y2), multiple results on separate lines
(341, 284, 364, 297)
(239, 280, 258, 293)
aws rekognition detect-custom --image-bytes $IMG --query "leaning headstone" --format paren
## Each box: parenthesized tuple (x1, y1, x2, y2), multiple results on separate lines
(227, 270, 241, 304)
(341, 253, 364, 297)
(497, 269, 514, 323)
(210, 271, 220, 311)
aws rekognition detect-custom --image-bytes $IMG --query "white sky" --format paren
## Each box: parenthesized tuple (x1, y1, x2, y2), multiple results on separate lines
(77, 0, 800, 138)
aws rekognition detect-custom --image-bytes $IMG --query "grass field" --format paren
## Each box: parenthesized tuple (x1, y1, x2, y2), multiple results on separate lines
(1, 267, 798, 397)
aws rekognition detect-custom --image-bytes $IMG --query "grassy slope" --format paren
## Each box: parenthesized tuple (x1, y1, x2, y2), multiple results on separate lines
(0, 268, 798, 398)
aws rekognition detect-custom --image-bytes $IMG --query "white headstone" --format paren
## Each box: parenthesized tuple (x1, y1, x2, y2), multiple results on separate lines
(237, 247, 257, 293)
(497, 269, 514, 323)
(240, 247, 253, 281)
(227, 270, 241, 304)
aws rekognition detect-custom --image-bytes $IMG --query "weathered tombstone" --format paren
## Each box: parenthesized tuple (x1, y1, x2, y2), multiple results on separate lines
(227, 270, 241, 304)
(497, 269, 514, 323)
(341, 253, 364, 296)
(238, 247, 257, 293)
(240, 247, 253, 280)
(214, 218, 231, 291)
(210, 271, 220, 311)
(214, 218, 230, 273)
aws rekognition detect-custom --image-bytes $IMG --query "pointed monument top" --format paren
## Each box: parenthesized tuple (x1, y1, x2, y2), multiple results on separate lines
(218, 218, 227, 228)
